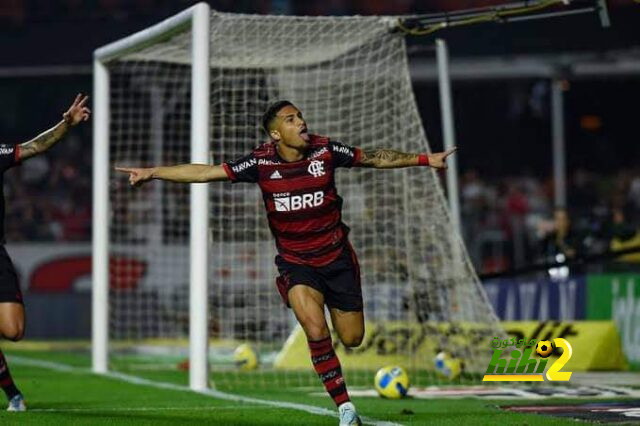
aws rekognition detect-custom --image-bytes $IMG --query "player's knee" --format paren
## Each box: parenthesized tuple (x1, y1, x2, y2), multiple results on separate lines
(305, 326, 330, 341)
(1, 322, 24, 342)
(340, 334, 363, 348)
(300, 320, 329, 341)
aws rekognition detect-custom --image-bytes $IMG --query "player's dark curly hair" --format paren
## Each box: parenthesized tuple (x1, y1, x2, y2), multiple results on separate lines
(262, 100, 293, 136)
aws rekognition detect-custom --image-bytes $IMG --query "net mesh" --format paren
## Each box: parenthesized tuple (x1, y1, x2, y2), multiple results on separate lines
(107, 11, 502, 388)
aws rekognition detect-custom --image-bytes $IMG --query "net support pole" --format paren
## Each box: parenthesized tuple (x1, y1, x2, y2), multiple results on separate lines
(597, 0, 610, 27)
(436, 39, 461, 235)
(551, 78, 567, 208)
(92, 59, 110, 374)
(189, 2, 211, 392)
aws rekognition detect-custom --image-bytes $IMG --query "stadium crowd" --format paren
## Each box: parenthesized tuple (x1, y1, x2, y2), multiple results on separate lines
(461, 167, 640, 273)
(3, 129, 91, 242)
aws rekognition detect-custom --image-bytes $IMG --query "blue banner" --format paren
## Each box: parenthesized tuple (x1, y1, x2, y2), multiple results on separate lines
(483, 275, 586, 320)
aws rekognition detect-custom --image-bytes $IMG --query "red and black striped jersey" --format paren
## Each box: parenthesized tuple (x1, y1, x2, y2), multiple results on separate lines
(223, 135, 361, 267)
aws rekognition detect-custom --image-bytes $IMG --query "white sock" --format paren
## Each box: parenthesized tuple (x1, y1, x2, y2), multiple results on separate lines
(339, 401, 356, 413)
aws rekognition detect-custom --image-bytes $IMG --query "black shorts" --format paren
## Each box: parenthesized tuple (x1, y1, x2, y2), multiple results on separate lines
(0, 245, 22, 304)
(275, 244, 363, 312)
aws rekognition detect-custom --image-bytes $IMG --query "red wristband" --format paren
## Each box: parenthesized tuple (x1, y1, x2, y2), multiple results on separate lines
(418, 153, 429, 166)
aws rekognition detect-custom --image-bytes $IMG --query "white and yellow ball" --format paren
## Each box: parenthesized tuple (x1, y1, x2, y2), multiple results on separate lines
(233, 343, 258, 370)
(374, 366, 410, 399)
(434, 351, 462, 380)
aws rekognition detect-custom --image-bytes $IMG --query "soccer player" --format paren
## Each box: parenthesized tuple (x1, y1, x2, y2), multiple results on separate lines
(0, 94, 91, 412)
(117, 100, 455, 426)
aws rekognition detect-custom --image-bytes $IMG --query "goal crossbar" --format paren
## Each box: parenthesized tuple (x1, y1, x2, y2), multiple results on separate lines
(94, 5, 199, 63)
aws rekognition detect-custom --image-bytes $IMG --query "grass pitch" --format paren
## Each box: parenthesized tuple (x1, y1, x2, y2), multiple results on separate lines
(0, 348, 626, 425)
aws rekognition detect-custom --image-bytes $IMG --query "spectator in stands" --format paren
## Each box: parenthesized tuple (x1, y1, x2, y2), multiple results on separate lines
(609, 206, 640, 264)
(628, 169, 640, 222)
(539, 208, 585, 262)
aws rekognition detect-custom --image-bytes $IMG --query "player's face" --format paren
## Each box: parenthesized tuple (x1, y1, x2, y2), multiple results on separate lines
(270, 105, 309, 149)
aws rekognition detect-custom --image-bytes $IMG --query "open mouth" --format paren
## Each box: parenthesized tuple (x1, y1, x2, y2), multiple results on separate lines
(299, 128, 309, 142)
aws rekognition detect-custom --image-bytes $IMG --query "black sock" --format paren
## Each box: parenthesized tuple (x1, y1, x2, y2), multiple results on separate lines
(0, 349, 20, 400)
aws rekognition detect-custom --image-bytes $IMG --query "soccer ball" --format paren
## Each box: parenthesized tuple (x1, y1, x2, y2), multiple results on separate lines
(233, 343, 258, 370)
(536, 340, 554, 358)
(374, 366, 410, 399)
(434, 351, 462, 380)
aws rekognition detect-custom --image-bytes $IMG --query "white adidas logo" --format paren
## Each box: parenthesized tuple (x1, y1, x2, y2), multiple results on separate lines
(269, 170, 283, 179)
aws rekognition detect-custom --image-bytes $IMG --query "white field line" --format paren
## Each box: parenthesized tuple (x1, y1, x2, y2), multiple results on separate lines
(9, 355, 402, 426)
(28, 405, 268, 413)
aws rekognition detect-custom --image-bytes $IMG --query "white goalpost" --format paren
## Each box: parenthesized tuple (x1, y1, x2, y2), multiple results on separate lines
(93, 3, 211, 390)
(93, 3, 502, 391)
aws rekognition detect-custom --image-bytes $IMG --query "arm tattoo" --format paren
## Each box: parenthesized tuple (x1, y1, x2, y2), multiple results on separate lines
(20, 120, 70, 160)
(358, 149, 418, 169)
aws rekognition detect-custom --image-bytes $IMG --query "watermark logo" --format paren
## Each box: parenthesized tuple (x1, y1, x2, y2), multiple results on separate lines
(482, 337, 573, 382)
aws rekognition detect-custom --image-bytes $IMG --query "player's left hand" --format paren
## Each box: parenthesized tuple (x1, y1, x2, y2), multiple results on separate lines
(428, 146, 457, 169)
(63, 93, 91, 126)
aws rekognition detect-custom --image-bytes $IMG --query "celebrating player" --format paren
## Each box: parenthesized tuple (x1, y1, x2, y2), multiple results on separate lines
(116, 100, 455, 426)
(0, 94, 91, 412)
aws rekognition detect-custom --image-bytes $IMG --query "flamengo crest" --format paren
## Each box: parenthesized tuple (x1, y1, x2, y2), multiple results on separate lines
(308, 160, 325, 177)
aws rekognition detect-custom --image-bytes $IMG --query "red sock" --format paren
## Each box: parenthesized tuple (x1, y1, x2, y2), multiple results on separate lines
(308, 337, 350, 407)
(0, 349, 20, 400)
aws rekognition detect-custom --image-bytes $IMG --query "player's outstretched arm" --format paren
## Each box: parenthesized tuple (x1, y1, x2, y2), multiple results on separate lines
(115, 164, 230, 186)
(356, 147, 457, 169)
(19, 94, 91, 161)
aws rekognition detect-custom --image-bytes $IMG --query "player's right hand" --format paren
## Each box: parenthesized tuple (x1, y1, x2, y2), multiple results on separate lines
(115, 166, 155, 186)
(63, 93, 91, 126)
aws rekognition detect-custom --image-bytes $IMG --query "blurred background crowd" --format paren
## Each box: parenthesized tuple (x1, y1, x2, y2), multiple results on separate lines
(0, 0, 638, 276)
(459, 167, 640, 273)
(1, 92, 92, 242)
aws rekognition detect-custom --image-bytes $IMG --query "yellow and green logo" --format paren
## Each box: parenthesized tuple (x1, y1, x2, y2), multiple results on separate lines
(482, 337, 573, 382)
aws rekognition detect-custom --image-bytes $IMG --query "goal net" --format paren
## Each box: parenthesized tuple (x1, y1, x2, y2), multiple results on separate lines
(104, 9, 502, 388)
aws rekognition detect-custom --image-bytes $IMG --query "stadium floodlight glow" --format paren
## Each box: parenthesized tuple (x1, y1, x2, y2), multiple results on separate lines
(93, 4, 504, 391)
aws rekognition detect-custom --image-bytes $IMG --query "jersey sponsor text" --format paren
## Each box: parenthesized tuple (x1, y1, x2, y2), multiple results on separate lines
(274, 191, 324, 212)
(309, 147, 328, 159)
(331, 144, 353, 157)
(258, 158, 279, 166)
(232, 158, 257, 173)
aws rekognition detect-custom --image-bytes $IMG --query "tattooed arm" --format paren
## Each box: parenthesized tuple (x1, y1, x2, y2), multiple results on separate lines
(19, 121, 71, 161)
(19, 94, 91, 161)
(356, 147, 457, 169)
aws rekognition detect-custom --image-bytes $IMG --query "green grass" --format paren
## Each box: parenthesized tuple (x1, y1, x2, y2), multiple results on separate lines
(0, 348, 621, 425)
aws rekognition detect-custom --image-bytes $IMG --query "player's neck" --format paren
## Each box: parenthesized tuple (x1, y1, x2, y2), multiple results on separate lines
(275, 141, 307, 163)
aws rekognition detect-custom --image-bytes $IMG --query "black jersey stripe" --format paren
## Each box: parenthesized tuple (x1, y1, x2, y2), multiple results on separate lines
(276, 235, 347, 259)
(273, 221, 342, 241)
